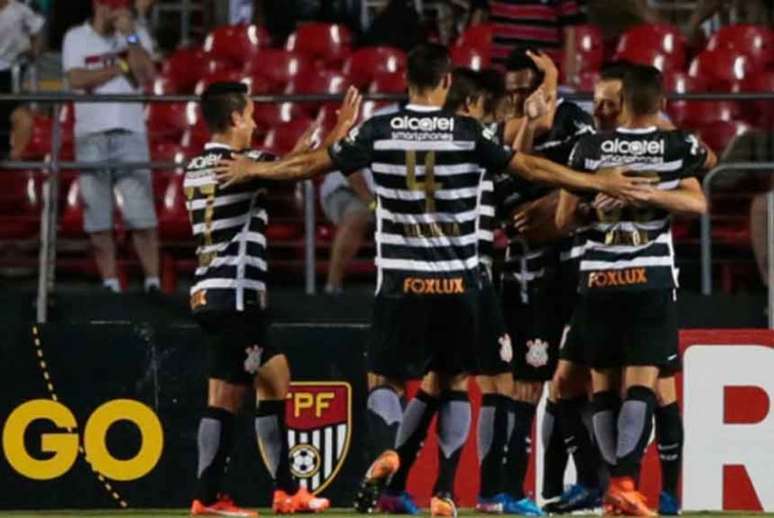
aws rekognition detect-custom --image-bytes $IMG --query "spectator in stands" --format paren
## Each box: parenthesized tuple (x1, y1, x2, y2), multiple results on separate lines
(471, 0, 585, 82)
(359, 0, 425, 51)
(0, 0, 45, 160)
(134, 0, 155, 31)
(320, 170, 374, 294)
(63, 0, 159, 294)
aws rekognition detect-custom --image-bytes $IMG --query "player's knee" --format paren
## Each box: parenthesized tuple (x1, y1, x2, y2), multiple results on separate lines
(208, 379, 248, 412)
(513, 380, 543, 403)
(257, 355, 291, 400)
(656, 376, 677, 406)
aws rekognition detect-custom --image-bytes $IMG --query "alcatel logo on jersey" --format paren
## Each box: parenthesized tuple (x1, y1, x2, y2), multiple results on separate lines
(601, 139, 665, 156)
(390, 116, 455, 132)
(587, 268, 648, 288)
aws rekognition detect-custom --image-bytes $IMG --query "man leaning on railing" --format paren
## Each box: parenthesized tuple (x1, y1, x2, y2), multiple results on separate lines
(62, 0, 160, 294)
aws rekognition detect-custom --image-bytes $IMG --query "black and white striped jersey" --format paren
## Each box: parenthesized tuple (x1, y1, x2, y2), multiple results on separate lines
(184, 143, 274, 313)
(328, 104, 515, 296)
(498, 100, 595, 290)
(568, 127, 708, 292)
(477, 122, 504, 272)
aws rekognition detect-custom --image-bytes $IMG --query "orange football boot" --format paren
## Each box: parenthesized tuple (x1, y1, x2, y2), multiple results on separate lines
(430, 494, 458, 517)
(273, 486, 330, 514)
(191, 494, 258, 517)
(604, 477, 656, 516)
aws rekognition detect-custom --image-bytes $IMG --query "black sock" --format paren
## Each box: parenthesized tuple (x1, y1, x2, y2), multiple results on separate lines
(195, 406, 236, 504)
(655, 402, 683, 496)
(613, 386, 656, 479)
(591, 391, 621, 473)
(542, 400, 569, 499)
(387, 390, 440, 492)
(503, 400, 536, 500)
(366, 385, 404, 459)
(478, 393, 511, 498)
(559, 396, 600, 490)
(256, 399, 298, 493)
(434, 391, 472, 497)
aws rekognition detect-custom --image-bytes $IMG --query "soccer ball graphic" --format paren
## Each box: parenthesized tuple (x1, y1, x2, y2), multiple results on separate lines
(290, 444, 321, 478)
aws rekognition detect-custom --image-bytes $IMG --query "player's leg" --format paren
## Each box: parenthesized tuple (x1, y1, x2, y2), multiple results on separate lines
(256, 354, 330, 514)
(655, 375, 682, 515)
(365, 373, 406, 461)
(191, 311, 255, 517)
(476, 373, 513, 513)
(324, 193, 371, 294)
(541, 383, 568, 503)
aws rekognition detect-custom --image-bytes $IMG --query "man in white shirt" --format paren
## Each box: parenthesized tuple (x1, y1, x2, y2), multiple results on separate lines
(0, 0, 44, 159)
(63, 0, 159, 293)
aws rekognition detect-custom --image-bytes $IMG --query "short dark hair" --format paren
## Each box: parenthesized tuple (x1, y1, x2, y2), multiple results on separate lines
(478, 68, 506, 116)
(443, 68, 483, 112)
(623, 64, 664, 116)
(504, 47, 543, 81)
(201, 82, 249, 133)
(600, 60, 636, 82)
(407, 43, 452, 92)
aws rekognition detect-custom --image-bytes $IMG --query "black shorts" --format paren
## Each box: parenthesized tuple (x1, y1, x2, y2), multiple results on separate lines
(568, 289, 679, 370)
(475, 270, 512, 376)
(502, 279, 564, 382)
(194, 309, 280, 385)
(368, 291, 479, 380)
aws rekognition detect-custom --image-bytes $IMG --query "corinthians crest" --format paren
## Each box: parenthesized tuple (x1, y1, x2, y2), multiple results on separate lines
(283, 382, 352, 494)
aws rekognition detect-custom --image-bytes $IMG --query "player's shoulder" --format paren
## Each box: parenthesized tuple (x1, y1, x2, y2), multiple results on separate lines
(185, 146, 228, 174)
(556, 99, 592, 121)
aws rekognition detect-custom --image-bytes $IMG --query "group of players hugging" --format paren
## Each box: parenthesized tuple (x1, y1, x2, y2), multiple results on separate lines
(183, 39, 715, 517)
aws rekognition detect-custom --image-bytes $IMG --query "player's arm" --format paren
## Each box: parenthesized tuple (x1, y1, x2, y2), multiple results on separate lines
(628, 177, 708, 216)
(215, 87, 363, 184)
(508, 152, 652, 199)
(348, 171, 374, 205)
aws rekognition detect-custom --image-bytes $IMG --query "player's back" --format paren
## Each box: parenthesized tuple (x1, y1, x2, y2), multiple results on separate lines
(184, 143, 274, 312)
(331, 104, 515, 295)
(570, 127, 707, 292)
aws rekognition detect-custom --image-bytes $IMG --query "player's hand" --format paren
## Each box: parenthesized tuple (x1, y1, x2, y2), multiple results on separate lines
(215, 154, 258, 187)
(524, 87, 549, 122)
(512, 205, 536, 234)
(291, 117, 322, 154)
(596, 166, 657, 201)
(526, 50, 558, 82)
(336, 86, 362, 132)
(592, 193, 627, 211)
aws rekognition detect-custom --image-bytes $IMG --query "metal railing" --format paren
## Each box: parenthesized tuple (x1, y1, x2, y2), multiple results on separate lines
(1, 91, 773, 323)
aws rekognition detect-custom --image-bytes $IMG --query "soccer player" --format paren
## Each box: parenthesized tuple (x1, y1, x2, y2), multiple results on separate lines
(551, 62, 718, 515)
(215, 44, 654, 516)
(496, 48, 597, 514)
(558, 65, 713, 516)
(185, 82, 347, 516)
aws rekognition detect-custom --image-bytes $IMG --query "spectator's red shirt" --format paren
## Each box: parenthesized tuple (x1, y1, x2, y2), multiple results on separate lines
(489, 0, 584, 64)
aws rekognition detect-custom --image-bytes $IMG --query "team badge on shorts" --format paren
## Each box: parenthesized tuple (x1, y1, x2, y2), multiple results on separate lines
(499, 334, 513, 363)
(281, 382, 352, 494)
(243, 345, 264, 374)
(525, 339, 549, 368)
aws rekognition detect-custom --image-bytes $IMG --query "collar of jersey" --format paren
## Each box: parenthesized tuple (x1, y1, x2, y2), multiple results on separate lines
(405, 104, 442, 112)
(616, 126, 658, 134)
(205, 142, 233, 150)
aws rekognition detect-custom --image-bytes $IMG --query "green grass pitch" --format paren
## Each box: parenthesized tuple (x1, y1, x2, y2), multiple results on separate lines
(0, 510, 772, 518)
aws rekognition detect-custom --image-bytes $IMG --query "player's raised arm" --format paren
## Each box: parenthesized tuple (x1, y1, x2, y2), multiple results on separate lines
(215, 87, 363, 184)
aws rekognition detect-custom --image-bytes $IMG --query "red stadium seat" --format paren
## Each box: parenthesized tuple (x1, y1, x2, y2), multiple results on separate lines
(193, 70, 251, 96)
(60, 176, 85, 238)
(253, 102, 307, 135)
(614, 45, 682, 73)
(689, 47, 757, 91)
(262, 118, 315, 155)
(455, 23, 493, 50)
(450, 46, 489, 70)
(575, 70, 600, 91)
(285, 70, 349, 116)
(369, 71, 407, 94)
(743, 71, 774, 128)
(616, 24, 686, 70)
(157, 173, 193, 241)
(674, 100, 741, 128)
(180, 121, 210, 157)
(161, 47, 214, 94)
(707, 24, 774, 71)
(0, 170, 40, 239)
(244, 49, 317, 91)
(695, 120, 750, 153)
(574, 24, 604, 75)
(343, 47, 407, 88)
(21, 115, 52, 159)
(146, 102, 191, 145)
(203, 24, 269, 68)
(285, 22, 352, 67)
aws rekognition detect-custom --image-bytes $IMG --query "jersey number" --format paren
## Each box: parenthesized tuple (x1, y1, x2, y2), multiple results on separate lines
(185, 184, 217, 267)
(405, 150, 440, 213)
